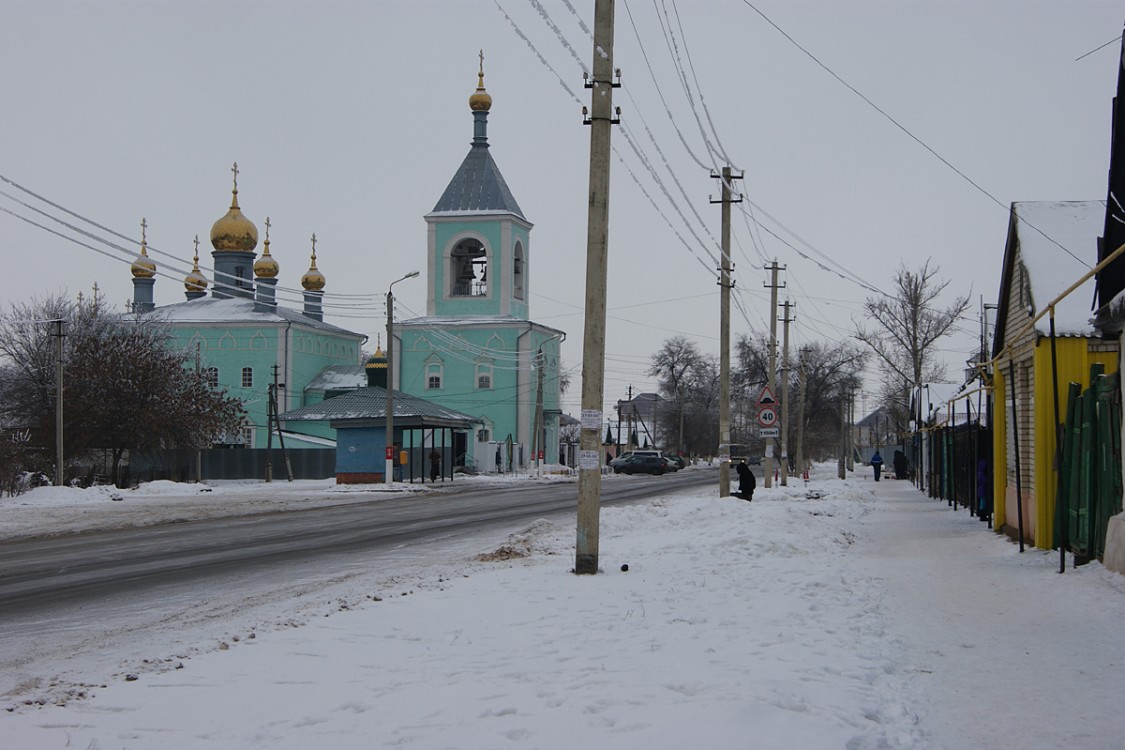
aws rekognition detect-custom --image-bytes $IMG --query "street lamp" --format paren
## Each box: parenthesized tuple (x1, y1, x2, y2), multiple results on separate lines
(385, 270, 420, 484)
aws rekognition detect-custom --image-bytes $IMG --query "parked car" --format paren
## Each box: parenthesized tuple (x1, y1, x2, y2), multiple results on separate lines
(665, 455, 685, 471)
(609, 450, 662, 470)
(613, 453, 668, 475)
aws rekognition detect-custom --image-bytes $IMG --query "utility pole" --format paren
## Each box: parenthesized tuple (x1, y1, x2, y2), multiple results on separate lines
(265, 380, 274, 483)
(195, 341, 203, 483)
(272, 364, 293, 482)
(534, 347, 545, 474)
(763, 261, 785, 488)
(838, 392, 846, 479)
(795, 346, 807, 476)
(575, 0, 619, 575)
(52, 319, 65, 487)
(711, 165, 742, 497)
(779, 300, 793, 486)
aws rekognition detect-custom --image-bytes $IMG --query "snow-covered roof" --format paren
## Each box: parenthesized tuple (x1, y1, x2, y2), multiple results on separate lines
(1012, 201, 1104, 336)
(304, 365, 366, 393)
(146, 297, 365, 339)
(398, 315, 565, 337)
(279, 386, 480, 428)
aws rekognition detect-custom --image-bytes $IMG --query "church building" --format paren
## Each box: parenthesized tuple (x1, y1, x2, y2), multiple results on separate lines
(128, 166, 368, 454)
(394, 60, 565, 471)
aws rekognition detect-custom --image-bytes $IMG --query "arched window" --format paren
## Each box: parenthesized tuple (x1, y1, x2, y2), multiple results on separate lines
(476, 362, 493, 390)
(450, 238, 487, 297)
(241, 367, 253, 388)
(513, 242, 525, 300)
(204, 367, 219, 387)
(426, 361, 444, 390)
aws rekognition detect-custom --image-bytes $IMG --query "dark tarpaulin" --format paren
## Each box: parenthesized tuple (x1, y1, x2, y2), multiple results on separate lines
(1096, 27, 1125, 307)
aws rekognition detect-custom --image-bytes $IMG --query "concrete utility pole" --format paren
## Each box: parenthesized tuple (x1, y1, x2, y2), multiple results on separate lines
(576, 0, 619, 576)
(533, 347, 545, 474)
(763, 261, 785, 488)
(711, 166, 742, 497)
(779, 299, 793, 486)
(795, 346, 807, 476)
(53, 319, 64, 487)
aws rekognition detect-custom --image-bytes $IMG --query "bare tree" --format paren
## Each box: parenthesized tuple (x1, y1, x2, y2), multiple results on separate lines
(648, 336, 705, 453)
(854, 260, 970, 389)
(0, 294, 245, 485)
(736, 335, 866, 461)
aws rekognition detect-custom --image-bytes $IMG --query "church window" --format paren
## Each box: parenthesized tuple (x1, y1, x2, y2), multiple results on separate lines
(241, 427, 254, 448)
(241, 367, 253, 388)
(235, 265, 248, 288)
(426, 362, 444, 390)
(204, 367, 219, 387)
(513, 243, 525, 300)
(450, 238, 488, 297)
(477, 363, 493, 390)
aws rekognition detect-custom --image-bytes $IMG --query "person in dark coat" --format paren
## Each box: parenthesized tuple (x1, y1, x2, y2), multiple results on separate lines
(734, 460, 756, 501)
(870, 451, 883, 482)
(976, 458, 989, 521)
(893, 450, 908, 480)
(429, 449, 441, 482)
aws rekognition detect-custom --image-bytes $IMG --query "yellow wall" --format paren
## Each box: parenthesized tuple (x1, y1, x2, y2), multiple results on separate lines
(1029, 339, 1117, 548)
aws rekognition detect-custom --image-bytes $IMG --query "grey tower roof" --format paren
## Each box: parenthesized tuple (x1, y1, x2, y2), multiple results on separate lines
(430, 111, 525, 220)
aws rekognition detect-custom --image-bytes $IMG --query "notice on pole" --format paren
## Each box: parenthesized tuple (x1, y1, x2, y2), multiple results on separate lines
(581, 409, 602, 430)
(578, 450, 601, 470)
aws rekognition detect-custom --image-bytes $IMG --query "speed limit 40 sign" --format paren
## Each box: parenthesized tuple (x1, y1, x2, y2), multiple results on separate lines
(757, 407, 777, 427)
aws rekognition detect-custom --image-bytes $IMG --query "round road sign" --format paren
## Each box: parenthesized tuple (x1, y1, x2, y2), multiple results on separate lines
(757, 407, 777, 427)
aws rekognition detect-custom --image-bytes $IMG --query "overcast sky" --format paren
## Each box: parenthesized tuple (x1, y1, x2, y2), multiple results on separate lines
(2, 0, 1121, 417)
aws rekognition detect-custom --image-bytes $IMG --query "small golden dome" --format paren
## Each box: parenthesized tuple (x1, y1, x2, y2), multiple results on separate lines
(469, 50, 492, 112)
(301, 233, 326, 291)
(131, 218, 157, 279)
(365, 346, 388, 370)
(210, 162, 259, 253)
(184, 236, 208, 292)
(253, 217, 280, 278)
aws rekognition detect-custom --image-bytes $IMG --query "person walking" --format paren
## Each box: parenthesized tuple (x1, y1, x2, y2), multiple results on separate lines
(734, 460, 756, 501)
(870, 450, 884, 482)
(429, 448, 441, 482)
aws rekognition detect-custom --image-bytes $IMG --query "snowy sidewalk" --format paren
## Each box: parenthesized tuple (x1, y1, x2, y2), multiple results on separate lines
(853, 477, 1125, 749)
(4, 470, 1123, 749)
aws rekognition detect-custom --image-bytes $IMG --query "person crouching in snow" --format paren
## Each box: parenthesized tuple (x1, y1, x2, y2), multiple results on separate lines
(733, 460, 756, 501)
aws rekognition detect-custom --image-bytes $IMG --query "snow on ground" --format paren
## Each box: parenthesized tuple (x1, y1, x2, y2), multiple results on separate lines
(2, 464, 1124, 749)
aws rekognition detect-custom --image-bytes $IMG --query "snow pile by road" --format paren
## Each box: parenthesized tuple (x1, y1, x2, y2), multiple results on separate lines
(3, 465, 1124, 749)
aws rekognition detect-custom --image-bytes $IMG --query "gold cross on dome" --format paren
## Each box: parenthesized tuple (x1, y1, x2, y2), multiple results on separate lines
(265, 216, 272, 242)
(140, 217, 147, 245)
(310, 233, 317, 258)
(231, 162, 239, 191)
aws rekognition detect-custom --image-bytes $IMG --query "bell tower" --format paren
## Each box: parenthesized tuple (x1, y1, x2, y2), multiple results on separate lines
(425, 52, 532, 320)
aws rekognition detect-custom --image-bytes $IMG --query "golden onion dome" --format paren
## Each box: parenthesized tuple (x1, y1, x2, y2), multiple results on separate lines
(210, 162, 259, 253)
(365, 346, 388, 370)
(468, 50, 492, 112)
(301, 233, 326, 291)
(253, 217, 280, 279)
(131, 218, 157, 279)
(184, 236, 208, 292)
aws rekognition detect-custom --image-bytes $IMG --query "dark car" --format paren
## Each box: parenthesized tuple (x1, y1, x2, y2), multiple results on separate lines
(666, 455, 686, 471)
(613, 454, 668, 475)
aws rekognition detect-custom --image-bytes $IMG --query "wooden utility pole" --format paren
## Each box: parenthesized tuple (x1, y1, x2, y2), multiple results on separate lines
(711, 165, 742, 497)
(576, 0, 618, 575)
(779, 300, 793, 486)
(763, 261, 784, 487)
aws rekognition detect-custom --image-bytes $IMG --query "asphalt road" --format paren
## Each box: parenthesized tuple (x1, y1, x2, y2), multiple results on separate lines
(0, 468, 719, 614)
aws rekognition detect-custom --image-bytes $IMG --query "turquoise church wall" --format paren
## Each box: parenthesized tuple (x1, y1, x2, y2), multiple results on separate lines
(167, 323, 362, 447)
